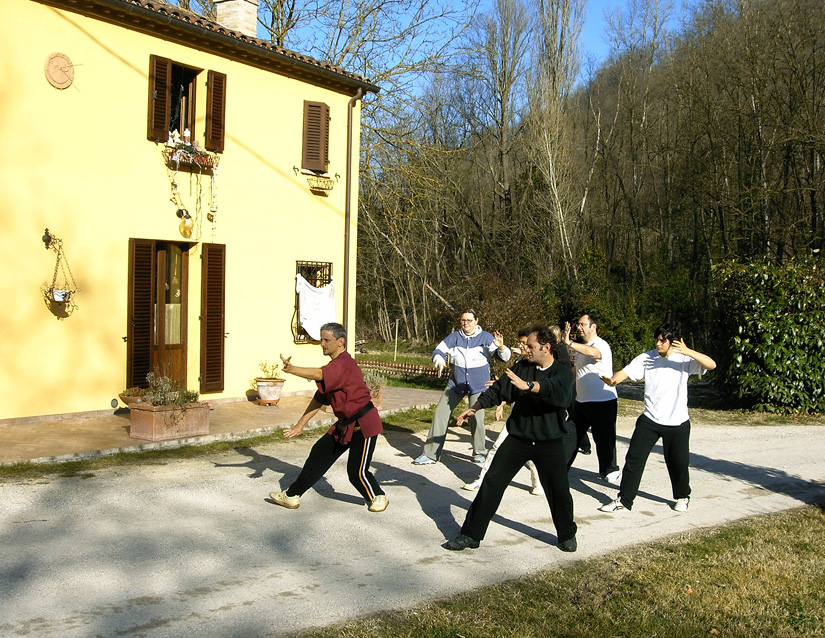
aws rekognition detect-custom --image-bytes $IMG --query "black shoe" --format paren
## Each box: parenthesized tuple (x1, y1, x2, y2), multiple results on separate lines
(559, 536, 577, 552)
(443, 534, 480, 551)
(578, 448, 591, 455)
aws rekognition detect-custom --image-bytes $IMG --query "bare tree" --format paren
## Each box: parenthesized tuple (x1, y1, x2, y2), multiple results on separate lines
(526, 0, 586, 282)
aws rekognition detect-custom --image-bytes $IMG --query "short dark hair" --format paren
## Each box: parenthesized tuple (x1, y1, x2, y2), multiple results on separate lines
(320, 322, 346, 342)
(529, 323, 560, 358)
(654, 322, 681, 343)
(517, 326, 531, 338)
(582, 313, 598, 328)
(460, 308, 478, 320)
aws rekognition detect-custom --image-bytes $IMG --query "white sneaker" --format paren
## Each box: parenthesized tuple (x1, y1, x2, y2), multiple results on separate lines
(369, 494, 389, 512)
(412, 454, 436, 465)
(603, 470, 621, 486)
(530, 485, 545, 496)
(462, 479, 481, 491)
(269, 491, 300, 509)
(673, 497, 690, 512)
(599, 498, 626, 512)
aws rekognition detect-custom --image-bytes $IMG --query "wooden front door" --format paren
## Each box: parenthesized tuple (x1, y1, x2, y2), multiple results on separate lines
(127, 239, 189, 389)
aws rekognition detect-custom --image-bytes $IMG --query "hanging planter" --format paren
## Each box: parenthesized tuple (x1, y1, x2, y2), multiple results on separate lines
(41, 229, 79, 317)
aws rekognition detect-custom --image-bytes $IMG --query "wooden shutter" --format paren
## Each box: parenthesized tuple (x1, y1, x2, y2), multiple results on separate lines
(302, 101, 330, 172)
(127, 239, 155, 388)
(200, 243, 226, 393)
(205, 70, 227, 153)
(147, 55, 171, 142)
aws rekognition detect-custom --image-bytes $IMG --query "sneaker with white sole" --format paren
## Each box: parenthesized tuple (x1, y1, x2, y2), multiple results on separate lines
(369, 494, 389, 512)
(530, 485, 545, 496)
(462, 479, 481, 491)
(412, 454, 436, 465)
(673, 497, 690, 512)
(599, 498, 626, 512)
(269, 491, 300, 509)
(603, 470, 621, 486)
(472, 453, 486, 464)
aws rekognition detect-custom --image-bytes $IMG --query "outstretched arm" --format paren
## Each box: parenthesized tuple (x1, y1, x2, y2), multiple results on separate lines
(672, 340, 717, 371)
(601, 370, 629, 387)
(280, 354, 324, 381)
(283, 397, 324, 438)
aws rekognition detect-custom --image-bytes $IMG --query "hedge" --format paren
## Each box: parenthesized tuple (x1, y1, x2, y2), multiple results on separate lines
(712, 258, 825, 413)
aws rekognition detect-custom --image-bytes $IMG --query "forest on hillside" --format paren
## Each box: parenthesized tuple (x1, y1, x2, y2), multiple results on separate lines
(176, 0, 824, 357)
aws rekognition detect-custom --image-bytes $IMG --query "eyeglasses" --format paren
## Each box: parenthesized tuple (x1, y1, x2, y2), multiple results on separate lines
(460, 319, 476, 323)
(576, 322, 592, 328)
(655, 336, 670, 343)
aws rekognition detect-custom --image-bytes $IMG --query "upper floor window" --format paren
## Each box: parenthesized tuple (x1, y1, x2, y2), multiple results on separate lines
(302, 101, 330, 173)
(147, 55, 226, 153)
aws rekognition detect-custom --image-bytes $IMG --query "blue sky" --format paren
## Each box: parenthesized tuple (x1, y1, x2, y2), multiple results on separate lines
(580, 0, 617, 66)
(578, 0, 686, 68)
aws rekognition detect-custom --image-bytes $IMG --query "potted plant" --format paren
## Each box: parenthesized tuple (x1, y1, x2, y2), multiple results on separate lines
(118, 386, 150, 407)
(363, 369, 387, 409)
(127, 373, 209, 441)
(255, 361, 285, 405)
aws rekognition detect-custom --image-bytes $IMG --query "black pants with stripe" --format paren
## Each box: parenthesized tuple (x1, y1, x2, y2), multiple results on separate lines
(286, 429, 384, 503)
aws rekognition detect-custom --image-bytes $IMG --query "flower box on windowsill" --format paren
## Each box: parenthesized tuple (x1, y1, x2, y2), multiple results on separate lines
(163, 144, 218, 175)
(307, 175, 335, 194)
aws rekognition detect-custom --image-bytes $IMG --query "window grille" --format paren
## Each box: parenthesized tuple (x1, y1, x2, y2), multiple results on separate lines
(292, 261, 332, 343)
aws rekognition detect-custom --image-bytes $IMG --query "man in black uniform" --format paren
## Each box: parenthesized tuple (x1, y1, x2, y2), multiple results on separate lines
(444, 323, 578, 553)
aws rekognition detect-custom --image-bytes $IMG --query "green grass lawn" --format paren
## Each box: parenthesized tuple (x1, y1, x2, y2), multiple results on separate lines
(301, 504, 825, 638)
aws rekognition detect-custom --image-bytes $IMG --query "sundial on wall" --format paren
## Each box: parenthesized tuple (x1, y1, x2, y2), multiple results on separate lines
(44, 52, 74, 89)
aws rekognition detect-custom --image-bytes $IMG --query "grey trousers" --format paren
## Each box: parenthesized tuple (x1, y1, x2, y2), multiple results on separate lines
(423, 387, 485, 459)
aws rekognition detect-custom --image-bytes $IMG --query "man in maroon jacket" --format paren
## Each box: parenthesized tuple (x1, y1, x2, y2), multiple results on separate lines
(269, 322, 388, 512)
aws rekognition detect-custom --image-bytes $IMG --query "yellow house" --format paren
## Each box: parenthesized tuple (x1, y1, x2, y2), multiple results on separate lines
(0, 0, 379, 422)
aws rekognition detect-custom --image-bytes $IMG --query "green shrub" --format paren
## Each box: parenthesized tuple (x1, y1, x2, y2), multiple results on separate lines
(712, 258, 825, 413)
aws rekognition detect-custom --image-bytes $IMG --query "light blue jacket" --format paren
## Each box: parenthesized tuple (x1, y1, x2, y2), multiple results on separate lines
(433, 325, 511, 396)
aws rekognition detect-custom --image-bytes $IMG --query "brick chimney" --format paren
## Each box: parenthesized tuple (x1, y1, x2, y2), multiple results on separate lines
(214, 0, 259, 38)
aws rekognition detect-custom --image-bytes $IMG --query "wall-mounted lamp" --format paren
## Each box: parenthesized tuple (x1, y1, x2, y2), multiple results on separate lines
(42, 228, 53, 250)
(176, 209, 194, 238)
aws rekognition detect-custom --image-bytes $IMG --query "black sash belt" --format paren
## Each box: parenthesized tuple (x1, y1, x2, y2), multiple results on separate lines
(334, 401, 375, 441)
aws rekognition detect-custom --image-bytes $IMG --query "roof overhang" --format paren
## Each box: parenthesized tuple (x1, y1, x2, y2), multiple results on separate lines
(34, 0, 381, 96)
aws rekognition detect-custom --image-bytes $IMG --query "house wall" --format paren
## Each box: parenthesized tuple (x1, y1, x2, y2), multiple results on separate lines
(0, 0, 361, 420)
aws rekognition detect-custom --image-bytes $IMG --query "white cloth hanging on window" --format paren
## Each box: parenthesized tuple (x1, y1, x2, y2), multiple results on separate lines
(296, 274, 336, 340)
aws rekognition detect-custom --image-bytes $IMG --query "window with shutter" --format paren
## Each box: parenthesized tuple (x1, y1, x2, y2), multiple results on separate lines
(302, 101, 330, 173)
(205, 70, 227, 153)
(127, 239, 155, 388)
(201, 243, 226, 393)
(147, 55, 225, 155)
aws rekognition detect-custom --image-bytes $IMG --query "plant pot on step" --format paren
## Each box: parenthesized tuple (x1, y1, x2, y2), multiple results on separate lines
(129, 401, 210, 441)
(256, 378, 285, 405)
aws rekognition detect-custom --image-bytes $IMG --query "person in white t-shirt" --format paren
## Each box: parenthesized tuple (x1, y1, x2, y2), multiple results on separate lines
(563, 313, 620, 484)
(597, 323, 716, 513)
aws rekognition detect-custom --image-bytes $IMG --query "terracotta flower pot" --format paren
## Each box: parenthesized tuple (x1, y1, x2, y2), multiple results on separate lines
(128, 402, 209, 441)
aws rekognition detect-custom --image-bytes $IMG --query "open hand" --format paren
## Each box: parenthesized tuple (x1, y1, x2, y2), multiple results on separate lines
(456, 408, 476, 426)
(493, 331, 505, 348)
(505, 368, 529, 391)
(283, 423, 304, 438)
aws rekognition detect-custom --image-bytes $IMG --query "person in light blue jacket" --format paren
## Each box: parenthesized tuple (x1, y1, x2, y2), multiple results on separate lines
(413, 309, 511, 465)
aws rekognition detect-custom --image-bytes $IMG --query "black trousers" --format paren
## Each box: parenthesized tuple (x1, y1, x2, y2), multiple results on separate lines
(618, 414, 691, 509)
(286, 429, 384, 503)
(572, 399, 619, 476)
(461, 434, 577, 544)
